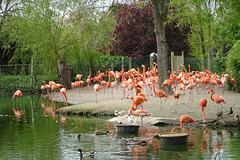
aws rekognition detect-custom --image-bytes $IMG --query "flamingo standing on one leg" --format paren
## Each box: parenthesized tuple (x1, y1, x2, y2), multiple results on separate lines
(208, 89, 226, 111)
(171, 115, 197, 132)
(230, 71, 236, 92)
(60, 88, 68, 103)
(200, 99, 207, 125)
(94, 84, 103, 103)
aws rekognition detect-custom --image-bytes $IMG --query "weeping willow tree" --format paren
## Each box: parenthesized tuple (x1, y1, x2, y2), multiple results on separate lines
(1, 0, 116, 87)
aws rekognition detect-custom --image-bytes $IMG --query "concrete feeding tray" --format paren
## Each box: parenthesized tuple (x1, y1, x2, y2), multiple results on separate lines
(159, 132, 188, 144)
(116, 124, 140, 134)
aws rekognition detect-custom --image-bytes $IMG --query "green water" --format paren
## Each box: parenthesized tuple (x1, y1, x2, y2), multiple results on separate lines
(0, 94, 240, 160)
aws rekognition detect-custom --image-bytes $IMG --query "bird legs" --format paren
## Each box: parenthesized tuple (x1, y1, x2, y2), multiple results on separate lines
(180, 91, 185, 105)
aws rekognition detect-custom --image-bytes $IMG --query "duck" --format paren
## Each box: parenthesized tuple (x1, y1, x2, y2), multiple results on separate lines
(95, 131, 109, 135)
(122, 140, 147, 146)
(234, 114, 240, 127)
(108, 118, 122, 124)
(216, 111, 223, 118)
(75, 134, 81, 141)
(225, 107, 233, 117)
(78, 148, 96, 159)
(114, 110, 125, 116)
(136, 141, 147, 146)
(127, 114, 133, 124)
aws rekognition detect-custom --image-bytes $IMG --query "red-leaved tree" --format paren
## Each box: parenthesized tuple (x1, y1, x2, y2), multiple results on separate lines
(109, 1, 189, 59)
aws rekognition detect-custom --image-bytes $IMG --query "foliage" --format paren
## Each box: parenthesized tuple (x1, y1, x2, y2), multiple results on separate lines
(109, 1, 189, 59)
(226, 41, 240, 92)
(1, 0, 116, 78)
(109, 2, 156, 59)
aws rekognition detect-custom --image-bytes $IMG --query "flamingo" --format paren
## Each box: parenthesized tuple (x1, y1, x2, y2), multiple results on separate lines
(200, 99, 207, 124)
(76, 74, 82, 81)
(12, 90, 22, 100)
(106, 69, 117, 99)
(86, 74, 91, 92)
(129, 107, 151, 127)
(220, 74, 226, 94)
(135, 83, 143, 96)
(178, 82, 185, 104)
(12, 90, 22, 106)
(60, 88, 68, 103)
(151, 82, 169, 109)
(119, 80, 127, 99)
(173, 85, 180, 112)
(161, 76, 174, 95)
(101, 80, 107, 93)
(208, 89, 226, 111)
(45, 84, 51, 94)
(80, 80, 84, 91)
(128, 94, 147, 111)
(171, 115, 197, 132)
(230, 71, 236, 91)
(186, 82, 196, 100)
(51, 84, 58, 99)
(94, 84, 103, 103)
(41, 81, 46, 95)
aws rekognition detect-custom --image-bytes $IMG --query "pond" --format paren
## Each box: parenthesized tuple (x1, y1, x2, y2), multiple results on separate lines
(0, 94, 240, 159)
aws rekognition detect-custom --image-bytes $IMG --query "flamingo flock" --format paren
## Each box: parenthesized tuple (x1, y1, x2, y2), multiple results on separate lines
(36, 63, 238, 132)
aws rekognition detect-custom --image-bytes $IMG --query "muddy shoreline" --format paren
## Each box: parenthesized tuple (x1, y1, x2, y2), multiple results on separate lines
(43, 84, 240, 127)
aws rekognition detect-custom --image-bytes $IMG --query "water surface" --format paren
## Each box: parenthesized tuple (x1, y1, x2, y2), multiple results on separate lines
(0, 94, 239, 159)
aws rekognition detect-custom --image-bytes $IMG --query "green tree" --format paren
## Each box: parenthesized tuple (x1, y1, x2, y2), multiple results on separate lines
(1, 0, 116, 87)
(169, 0, 218, 71)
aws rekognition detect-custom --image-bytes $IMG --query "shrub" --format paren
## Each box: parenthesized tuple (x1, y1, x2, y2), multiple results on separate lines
(226, 41, 240, 92)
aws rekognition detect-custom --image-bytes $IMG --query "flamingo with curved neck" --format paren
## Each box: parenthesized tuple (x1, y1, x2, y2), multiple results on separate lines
(171, 115, 197, 132)
(208, 89, 226, 111)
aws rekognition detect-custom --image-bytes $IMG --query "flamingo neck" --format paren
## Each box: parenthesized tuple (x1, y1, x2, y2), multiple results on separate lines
(210, 90, 214, 101)
(152, 83, 158, 95)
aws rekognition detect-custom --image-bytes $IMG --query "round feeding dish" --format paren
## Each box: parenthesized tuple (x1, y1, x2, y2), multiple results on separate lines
(116, 124, 140, 134)
(159, 132, 188, 144)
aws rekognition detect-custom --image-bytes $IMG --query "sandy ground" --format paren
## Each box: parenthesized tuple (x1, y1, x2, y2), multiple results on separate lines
(43, 84, 240, 127)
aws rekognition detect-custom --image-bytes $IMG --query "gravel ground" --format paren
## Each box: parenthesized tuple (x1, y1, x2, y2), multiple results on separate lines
(43, 84, 240, 127)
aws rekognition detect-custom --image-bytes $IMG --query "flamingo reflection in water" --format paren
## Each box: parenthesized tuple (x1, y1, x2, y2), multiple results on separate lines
(12, 106, 23, 121)
(12, 90, 23, 121)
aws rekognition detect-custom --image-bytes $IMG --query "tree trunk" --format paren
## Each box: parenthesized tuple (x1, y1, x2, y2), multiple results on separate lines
(199, 25, 206, 71)
(57, 56, 72, 89)
(207, 0, 212, 71)
(151, 0, 169, 90)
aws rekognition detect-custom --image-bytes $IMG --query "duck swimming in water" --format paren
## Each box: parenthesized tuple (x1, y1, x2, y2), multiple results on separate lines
(95, 131, 109, 135)
(75, 134, 81, 141)
(78, 148, 96, 159)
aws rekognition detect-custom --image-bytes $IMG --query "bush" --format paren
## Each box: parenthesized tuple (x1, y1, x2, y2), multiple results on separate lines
(226, 41, 240, 92)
